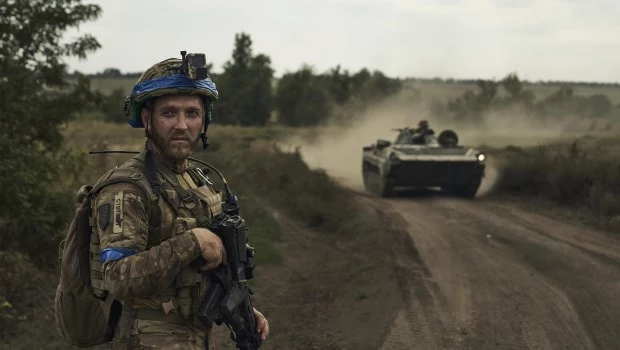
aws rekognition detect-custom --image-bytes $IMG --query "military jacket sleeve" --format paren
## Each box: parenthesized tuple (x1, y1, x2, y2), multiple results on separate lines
(92, 182, 201, 299)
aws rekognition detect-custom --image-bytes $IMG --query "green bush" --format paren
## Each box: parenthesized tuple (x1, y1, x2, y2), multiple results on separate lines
(492, 141, 620, 219)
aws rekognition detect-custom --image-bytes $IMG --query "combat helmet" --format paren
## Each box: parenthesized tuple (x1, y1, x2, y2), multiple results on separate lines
(123, 51, 219, 148)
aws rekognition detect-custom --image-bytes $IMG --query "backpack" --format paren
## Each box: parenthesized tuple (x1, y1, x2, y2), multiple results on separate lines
(54, 164, 160, 348)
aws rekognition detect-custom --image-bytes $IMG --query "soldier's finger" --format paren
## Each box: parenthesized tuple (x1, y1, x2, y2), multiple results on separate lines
(261, 321, 269, 339)
(221, 247, 227, 264)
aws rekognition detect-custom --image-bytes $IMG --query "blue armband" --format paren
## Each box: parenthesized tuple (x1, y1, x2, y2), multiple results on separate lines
(100, 247, 137, 263)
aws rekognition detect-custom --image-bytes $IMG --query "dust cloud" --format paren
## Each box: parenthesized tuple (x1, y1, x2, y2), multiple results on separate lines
(280, 92, 428, 191)
(278, 88, 608, 196)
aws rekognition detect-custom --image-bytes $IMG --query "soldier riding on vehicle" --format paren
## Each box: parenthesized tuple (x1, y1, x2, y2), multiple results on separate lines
(411, 120, 435, 144)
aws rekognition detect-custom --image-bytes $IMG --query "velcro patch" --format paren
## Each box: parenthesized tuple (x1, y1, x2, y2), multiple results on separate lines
(113, 191, 124, 234)
(98, 203, 110, 231)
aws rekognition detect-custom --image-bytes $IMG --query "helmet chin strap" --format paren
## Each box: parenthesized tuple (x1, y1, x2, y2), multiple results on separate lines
(200, 124, 209, 150)
(200, 100, 212, 150)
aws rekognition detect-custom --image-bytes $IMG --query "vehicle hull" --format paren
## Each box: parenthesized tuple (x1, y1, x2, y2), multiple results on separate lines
(386, 160, 485, 188)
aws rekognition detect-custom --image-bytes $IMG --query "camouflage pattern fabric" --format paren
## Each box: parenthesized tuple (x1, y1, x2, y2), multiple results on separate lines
(125, 58, 218, 128)
(92, 146, 224, 349)
(111, 320, 215, 350)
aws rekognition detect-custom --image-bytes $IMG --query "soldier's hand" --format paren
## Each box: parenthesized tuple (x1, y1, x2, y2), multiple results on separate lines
(253, 307, 269, 341)
(191, 228, 227, 270)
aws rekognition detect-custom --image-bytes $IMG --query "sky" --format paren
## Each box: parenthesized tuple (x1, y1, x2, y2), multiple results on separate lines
(62, 0, 620, 83)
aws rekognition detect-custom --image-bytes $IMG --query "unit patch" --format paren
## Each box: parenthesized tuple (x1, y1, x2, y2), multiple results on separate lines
(98, 203, 110, 231)
(113, 191, 124, 233)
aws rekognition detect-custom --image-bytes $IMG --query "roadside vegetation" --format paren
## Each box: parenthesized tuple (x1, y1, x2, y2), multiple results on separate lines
(482, 136, 620, 230)
(426, 72, 620, 229)
(3, 0, 620, 347)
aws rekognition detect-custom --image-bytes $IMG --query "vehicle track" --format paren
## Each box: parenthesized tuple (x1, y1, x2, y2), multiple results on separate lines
(360, 192, 620, 350)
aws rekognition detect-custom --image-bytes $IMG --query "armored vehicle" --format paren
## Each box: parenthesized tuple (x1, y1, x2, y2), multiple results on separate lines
(361, 127, 486, 198)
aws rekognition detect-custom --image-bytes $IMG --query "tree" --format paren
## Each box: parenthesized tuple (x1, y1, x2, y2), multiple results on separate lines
(215, 33, 274, 126)
(0, 0, 102, 263)
(499, 73, 535, 107)
(501, 73, 523, 99)
(327, 65, 351, 104)
(101, 67, 122, 77)
(100, 88, 129, 123)
(475, 79, 498, 107)
(275, 65, 332, 126)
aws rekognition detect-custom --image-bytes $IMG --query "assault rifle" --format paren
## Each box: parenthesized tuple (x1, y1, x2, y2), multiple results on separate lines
(197, 192, 262, 350)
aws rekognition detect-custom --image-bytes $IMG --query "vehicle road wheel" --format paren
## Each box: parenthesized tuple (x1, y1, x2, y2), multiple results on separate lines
(362, 165, 375, 192)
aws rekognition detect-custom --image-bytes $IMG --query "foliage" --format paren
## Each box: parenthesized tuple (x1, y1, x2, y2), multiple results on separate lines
(275, 64, 403, 126)
(196, 129, 365, 234)
(490, 139, 620, 223)
(435, 72, 618, 124)
(98, 87, 128, 123)
(214, 33, 275, 126)
(0, 0, 102, 264)
(275, 65, 332, 127)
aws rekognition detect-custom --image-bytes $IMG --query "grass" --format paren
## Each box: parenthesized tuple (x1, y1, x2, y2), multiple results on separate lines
(193, 126, 365, 235)
(483, 134, 620, 229)
(59, 121, 365, 264)
(235, 193, 282, 265)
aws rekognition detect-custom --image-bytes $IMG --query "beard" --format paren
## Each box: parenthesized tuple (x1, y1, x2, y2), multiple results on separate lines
(149, 126, 200, 162)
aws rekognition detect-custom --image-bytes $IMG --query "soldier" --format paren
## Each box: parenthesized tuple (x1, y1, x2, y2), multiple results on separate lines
(411, 119, 435, 144)
(90, 55, 269, 349)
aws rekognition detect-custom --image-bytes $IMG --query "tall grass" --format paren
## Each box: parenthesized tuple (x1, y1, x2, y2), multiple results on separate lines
(489, 137, 620, 225)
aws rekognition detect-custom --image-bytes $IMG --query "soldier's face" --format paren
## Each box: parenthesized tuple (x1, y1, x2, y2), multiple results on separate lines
(145, 95, 204, 161)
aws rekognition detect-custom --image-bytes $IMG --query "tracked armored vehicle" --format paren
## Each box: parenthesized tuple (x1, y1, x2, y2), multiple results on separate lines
(362, 127, 486, 198)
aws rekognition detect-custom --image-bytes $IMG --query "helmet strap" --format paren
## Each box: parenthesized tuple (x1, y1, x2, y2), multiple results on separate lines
(200, 124, 209, 150)
(200, 100, 212, 150)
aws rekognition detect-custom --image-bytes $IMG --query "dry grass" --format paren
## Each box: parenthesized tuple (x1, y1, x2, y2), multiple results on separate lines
(484, 134, 620, 229)
(2, 120, 368, 347)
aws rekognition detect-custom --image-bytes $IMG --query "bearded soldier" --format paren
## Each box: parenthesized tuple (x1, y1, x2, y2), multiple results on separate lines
(88, 53, 269, 349)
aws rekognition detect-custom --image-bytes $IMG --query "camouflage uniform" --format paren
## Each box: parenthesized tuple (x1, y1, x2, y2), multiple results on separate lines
(90, 56, 222, 349)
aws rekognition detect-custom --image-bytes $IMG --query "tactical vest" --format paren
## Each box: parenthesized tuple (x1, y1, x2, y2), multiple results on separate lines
(88, 150, 223, 326)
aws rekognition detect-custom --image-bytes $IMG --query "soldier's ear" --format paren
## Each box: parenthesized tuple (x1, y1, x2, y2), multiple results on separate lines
(141, 108, 151, 137)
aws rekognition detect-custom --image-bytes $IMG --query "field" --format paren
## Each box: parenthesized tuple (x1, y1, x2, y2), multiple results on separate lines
(4, 75, 620, 349)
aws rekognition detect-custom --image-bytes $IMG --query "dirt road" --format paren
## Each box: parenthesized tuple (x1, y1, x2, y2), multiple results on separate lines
(357, 190, 620, 350)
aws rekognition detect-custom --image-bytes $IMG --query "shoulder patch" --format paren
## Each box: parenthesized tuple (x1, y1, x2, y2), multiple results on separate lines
(98, 203, 110, 231)
(113, 191, 124, 234)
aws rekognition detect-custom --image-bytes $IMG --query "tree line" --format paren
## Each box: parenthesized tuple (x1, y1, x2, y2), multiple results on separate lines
(430, 73, 620, 125)
(93, 32, 403, 127)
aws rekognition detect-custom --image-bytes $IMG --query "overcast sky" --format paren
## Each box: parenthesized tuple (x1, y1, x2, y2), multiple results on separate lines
(62, 0, 620, 83)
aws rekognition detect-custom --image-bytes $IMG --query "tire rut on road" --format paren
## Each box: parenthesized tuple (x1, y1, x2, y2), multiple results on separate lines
(367, 194, 620, 350)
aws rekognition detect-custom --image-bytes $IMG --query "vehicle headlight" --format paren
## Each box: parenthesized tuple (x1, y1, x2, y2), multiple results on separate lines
(476, 153, 486, 162)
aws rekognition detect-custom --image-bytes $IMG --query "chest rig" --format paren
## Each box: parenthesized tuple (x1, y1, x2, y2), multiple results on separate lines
(146, 150, 224, 324)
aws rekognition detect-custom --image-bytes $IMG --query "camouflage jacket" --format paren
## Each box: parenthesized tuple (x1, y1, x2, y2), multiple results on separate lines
(90, 146, 223, 320)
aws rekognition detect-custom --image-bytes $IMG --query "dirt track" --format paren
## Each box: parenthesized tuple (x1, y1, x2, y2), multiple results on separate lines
(359, 189, 620, 350)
